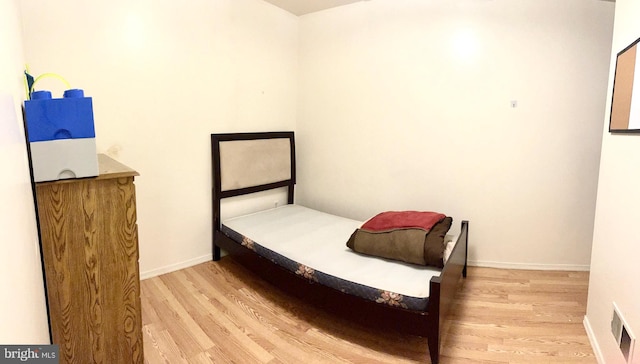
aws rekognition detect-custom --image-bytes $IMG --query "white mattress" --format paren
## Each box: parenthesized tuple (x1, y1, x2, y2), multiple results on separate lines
(222, 204, 446, 298)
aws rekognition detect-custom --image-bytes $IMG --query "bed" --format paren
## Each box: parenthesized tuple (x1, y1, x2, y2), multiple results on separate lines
(211, 131, 468, 364)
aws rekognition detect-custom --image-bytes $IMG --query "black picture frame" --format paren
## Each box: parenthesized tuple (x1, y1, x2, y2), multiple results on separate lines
(609, 36, 640, 133)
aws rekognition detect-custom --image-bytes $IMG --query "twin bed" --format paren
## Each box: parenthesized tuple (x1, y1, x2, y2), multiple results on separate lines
(211, 131, 468, 364)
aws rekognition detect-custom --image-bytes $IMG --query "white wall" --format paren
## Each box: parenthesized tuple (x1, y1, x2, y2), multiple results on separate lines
(586, 0, 640, 362)
(19, 0, 299, 277)
(16, 0, 616, 278)
(297, 0, 614, 270)
(0, 0, 50, 344)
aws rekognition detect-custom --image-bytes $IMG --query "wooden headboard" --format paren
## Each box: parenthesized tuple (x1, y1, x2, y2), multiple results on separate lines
(211, 132, 296, 230)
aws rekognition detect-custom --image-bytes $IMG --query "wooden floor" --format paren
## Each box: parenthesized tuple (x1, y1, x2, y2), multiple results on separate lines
(140, 258, 595, 363)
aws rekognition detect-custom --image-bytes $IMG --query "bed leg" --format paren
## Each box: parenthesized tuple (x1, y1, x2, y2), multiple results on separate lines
(213, 245, 221, 261)
(427, 333, 439, 364)
(462, 220, 468, 279)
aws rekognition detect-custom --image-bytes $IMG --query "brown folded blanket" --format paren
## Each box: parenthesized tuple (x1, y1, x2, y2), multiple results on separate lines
(346, 213, 452, 268)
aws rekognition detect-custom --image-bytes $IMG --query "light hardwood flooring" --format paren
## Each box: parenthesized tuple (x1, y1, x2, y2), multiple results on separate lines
(141, 259, 595, 363)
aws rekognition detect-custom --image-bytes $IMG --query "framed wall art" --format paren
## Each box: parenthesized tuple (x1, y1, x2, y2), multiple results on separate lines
(609, 36, 640, 133)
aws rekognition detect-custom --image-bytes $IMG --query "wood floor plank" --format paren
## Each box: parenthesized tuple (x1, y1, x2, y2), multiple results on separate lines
(147, 278, 214, 355)
(142, 262, 595, 363)
(188, 264, 332, 362)
(142, 324, 189, 363)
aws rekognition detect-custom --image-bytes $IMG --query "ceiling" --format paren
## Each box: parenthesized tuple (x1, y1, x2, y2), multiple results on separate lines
(262, 0, 617, 16)
(262, 0, 363, 16)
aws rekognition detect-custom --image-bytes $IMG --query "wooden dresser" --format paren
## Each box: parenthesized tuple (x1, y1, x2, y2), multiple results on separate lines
(35, 154, 143, 364)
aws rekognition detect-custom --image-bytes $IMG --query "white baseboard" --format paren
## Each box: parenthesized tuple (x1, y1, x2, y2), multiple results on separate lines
(141, 257, 589, 279)
(468, 260, 590, 271)
(584, 316, 605, 364)
(140, 254, 212, 280)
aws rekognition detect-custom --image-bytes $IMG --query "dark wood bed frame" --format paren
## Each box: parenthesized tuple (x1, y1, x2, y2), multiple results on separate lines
(211, 131, 468, 364)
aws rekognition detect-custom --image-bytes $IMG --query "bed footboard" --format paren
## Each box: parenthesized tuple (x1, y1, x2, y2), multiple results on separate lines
(426, 220, 468, 363)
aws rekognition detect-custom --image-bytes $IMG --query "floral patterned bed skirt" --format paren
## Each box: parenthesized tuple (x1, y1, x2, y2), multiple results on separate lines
(220, 224, 430, 312)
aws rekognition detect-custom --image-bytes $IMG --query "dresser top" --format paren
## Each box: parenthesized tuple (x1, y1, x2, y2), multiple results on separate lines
(36, 154, 139, 186)
(97, 154, 139, 179)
